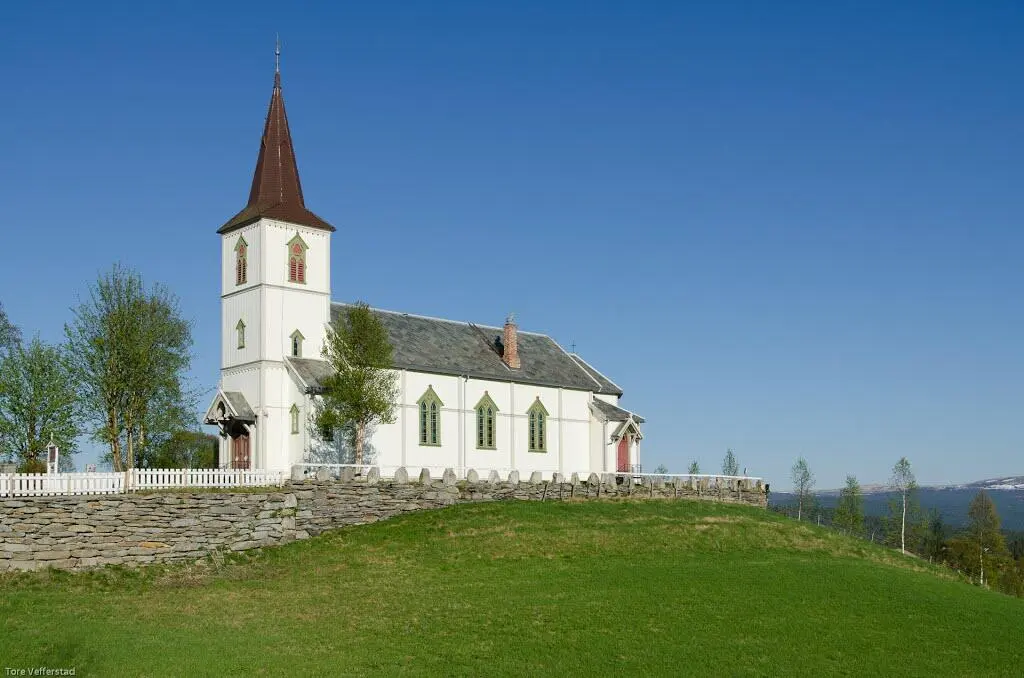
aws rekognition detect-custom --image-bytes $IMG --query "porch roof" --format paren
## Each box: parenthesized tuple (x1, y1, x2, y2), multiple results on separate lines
(204, 390, 256, 424)
(590, 398, 645, 424)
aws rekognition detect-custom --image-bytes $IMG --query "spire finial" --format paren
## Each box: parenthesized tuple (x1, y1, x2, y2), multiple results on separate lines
(275, 34, 281, 74)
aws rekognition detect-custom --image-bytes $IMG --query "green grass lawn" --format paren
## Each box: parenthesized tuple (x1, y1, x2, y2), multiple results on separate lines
(2, 499, 1023, 677)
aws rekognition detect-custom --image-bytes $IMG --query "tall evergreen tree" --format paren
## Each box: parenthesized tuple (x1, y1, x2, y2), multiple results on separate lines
(920, 510, 947, 563)
(833, 474, 864, 534)
(722, 448, 739, 476)
(688, 459, 700, 475)
(313, 302, 398, 466)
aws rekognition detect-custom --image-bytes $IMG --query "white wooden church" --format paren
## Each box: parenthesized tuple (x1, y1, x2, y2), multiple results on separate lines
(204, 58, 645, 478)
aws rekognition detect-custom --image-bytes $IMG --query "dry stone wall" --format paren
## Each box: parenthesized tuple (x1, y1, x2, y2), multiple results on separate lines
(0, 472, 766, 572)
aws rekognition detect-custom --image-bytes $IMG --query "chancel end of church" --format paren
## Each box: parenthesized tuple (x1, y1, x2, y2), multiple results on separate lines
(204, 56, 644, 478)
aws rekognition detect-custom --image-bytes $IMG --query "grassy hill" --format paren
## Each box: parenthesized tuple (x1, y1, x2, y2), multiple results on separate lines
(2, 499, 1023, 677)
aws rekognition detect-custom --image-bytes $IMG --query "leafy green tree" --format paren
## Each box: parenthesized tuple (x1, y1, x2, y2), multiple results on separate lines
(141, 430, 219, 469)
(790, 457, 814, 521)
(721, 448, 739, 476)
(0, 302, 20, 355)
(833, 474, 864, 534)
(889, 457, 916, 554)
(653, 463, 669, 474)
(0, 337, 81, 472)
(313, 302, 398, 466)
(688, 460, 700, 475)
(65, 265, 194, 471)
(968, 490, 1008, 586)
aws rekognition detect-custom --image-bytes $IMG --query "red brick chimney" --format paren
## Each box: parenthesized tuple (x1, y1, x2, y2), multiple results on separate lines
(503, 313, 520, 369)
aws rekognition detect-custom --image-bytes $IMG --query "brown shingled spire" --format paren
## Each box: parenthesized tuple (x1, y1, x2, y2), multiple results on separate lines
(219, 44, 334, 234)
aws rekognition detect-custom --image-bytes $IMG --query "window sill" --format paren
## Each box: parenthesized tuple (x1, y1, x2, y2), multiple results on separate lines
(419, 442, 443, 447)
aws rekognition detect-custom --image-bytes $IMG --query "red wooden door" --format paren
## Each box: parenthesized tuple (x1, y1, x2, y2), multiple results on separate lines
(231, 431, 251, 469)
(617, 436, 629, 472)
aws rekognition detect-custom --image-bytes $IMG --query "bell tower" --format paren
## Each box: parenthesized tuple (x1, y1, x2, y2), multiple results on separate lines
(209, 44, 334, 471)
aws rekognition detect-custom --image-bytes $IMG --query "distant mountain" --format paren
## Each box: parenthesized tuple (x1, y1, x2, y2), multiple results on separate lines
(771, 477, 1024, 531)
(815, 476, 1024, 495)
(943, 476, 1024, 491)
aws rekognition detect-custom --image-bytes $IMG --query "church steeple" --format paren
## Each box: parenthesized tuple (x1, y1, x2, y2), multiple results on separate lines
(219, 44, 334, 234)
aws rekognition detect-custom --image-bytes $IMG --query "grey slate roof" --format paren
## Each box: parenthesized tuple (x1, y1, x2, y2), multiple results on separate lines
(294, 303, 625, 396)
(569, 354, 621, 395)
(590, 397, 645, 424)
(224, 392, 256, 421)
(286, 357, 334, 393)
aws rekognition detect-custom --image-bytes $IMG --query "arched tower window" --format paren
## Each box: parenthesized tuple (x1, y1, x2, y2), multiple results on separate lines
(290, 329, 304, 358)
(417, 386, 443, 446)
(234, 237, 248, 285)
(475, 392, 499, 449)
(527, 398, 549, 453)
(236, 319, 246, 349)
(290, 404, 300, 435)
(287, 233, 308, 284)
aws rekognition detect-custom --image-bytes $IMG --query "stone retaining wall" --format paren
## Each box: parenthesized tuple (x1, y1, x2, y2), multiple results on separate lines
(0, 471, 766, 572)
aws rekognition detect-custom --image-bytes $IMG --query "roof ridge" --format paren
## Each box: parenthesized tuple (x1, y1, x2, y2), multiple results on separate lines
(570, 352, 623, 392)
(562, 349, 604, 391)
(330, 302, 550, 337)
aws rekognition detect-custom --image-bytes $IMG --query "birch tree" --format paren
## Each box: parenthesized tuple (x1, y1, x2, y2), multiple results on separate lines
(833, 474, 864, 534)
(968, 490, 1007, 586)
(791, 457, 815, 521)
(0, 302, 20, 355)
(890, 456, 916, 554)
(313, 302, 397, 466)
(65, 265, 193, 471)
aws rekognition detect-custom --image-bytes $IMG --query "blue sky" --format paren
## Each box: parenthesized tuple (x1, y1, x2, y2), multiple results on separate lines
(2, 1, 1021, 488)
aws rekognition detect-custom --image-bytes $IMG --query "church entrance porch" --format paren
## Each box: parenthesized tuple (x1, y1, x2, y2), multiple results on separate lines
(229, 424, 252, 470)
(617, 436, 629, 472)
(203, 390, 258, 469)
(611, 416, 643, 475)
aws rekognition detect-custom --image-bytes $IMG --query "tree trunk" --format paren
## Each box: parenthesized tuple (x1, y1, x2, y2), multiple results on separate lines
(355, 421, 366, 467)
(901, 489, 907, 554)
(127, 428, 134, 472)
(797, 495, 802, 522)
(109, 409, 122, 472)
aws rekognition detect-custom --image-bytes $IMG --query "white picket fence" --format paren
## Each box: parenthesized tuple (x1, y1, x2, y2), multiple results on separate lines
(0, 468, 285, 498)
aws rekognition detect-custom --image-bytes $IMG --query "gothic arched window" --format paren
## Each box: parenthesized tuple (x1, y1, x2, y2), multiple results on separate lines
(290, 404, 300, 435)
(290, 329, 304, 358)
(417, 386, 443, 446)
(287, 233, 307, 284)
(475, 392, 498, 449)
(236, 319, 246, 349)
(527, 398, 549, 453)
(235, 237, 248, 285)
